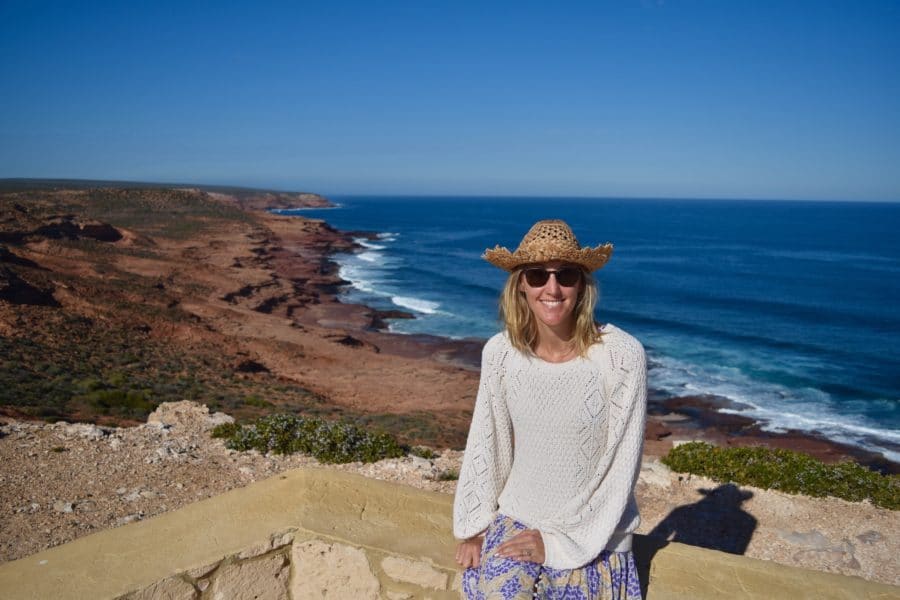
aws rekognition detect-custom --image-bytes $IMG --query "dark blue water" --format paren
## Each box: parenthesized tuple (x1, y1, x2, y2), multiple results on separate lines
(282, 196, 900, 461)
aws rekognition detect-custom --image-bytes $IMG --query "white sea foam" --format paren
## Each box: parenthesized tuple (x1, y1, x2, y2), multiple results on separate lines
(357, 251, 383, 264)
(337, 263, 379, 295)
(334, 227, 404, 304)
(649, 350, 900, 462)
(392, 296, 441, 314)
(357, 239, 386, 250)
(728, 407, 900, 464)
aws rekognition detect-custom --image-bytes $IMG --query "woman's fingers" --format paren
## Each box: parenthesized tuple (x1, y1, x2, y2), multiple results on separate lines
(461, 529, 546, 565)
(495, 529, 544, 562)
(461, 546, 480, 568)
(469, 548, 481, 569)
(496, 529, 535, 552)
(455, 537, 484, 568)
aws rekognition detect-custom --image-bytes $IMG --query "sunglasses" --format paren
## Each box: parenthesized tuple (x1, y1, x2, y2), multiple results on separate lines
(522, 266, 583, 288)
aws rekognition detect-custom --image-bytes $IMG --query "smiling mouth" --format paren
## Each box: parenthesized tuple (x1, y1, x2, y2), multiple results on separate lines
(540, 299, 564, 307)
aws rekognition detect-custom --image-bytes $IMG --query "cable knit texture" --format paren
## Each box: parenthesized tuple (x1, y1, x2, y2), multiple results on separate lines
(453, 323, 647, 569)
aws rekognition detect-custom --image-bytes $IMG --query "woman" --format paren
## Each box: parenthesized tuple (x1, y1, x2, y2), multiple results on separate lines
(453, 219, 646, 600)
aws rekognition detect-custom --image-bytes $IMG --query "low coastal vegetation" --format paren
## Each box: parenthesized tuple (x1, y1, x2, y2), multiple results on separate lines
(663, 442, 900, 510)
(0, 313, 327, 424)
(435, 468, 460, 481)
(211, 414, 406, 464)
(4, 187, 254, 240)
(2, 185, 461, 447)
(1, 310, 453, 445)
(409, 446, 439, 459)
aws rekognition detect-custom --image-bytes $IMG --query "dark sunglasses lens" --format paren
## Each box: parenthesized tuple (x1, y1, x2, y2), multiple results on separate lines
(523, 267, 581, 287)
(556, 268, 582, 287)
(524, 269, 550, 287)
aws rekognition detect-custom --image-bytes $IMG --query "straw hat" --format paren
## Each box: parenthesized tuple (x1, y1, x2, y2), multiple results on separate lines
(483, 219, 613, 272)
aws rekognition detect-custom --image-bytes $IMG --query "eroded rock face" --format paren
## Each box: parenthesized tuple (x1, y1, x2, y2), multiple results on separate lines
(0, 266, 59, 306)
(33, 215, 123, 242)
(0, 245, 40, 268)
(78, 221, 123, 242)
(234, 359, 270, 374)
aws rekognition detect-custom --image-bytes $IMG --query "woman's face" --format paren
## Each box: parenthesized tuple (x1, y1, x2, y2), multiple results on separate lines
(518, 261, 583, 331)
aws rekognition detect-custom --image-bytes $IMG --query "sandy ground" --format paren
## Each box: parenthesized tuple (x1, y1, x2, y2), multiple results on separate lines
(1, 401, 897, 586)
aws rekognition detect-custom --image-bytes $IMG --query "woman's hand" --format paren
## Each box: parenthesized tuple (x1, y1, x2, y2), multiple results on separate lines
(455, 536, 484, 569)
(496, 529, 545, 563)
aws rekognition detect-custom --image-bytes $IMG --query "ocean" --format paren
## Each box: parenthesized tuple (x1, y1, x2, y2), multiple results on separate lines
(280, 196, 900, 462)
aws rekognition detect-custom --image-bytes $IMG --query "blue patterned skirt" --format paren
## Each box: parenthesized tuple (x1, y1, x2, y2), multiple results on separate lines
(462, 514, 643, 600)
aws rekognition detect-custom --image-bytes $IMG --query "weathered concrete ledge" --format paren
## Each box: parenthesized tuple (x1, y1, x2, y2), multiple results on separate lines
(0, 467, 896, 599)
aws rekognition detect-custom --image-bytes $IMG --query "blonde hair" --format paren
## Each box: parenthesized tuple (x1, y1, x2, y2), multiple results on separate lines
(499, 265, 601, 357)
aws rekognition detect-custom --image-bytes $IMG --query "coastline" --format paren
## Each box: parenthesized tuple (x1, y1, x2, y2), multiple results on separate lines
(0, 183, 896, 470)
(2, 185, 898, 584)
(285, 210, 899, 474)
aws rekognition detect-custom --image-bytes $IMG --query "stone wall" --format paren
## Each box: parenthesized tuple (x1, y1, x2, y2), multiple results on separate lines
(0, 468, 896, 599)
(116, 530, 460, 599)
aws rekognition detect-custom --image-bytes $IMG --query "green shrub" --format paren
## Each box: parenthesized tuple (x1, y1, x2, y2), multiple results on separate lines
(74, 377, 104, 392)
(243, 395, 273, 408)
(435, 468, 459, 481)
(409, 446, 438, 460)
(107, 371, 127, 388)
(217, 414, 405, 464)
(210, 422, 241, 439)
(662, 442, 900, 510)
(74, 387, 158, 419)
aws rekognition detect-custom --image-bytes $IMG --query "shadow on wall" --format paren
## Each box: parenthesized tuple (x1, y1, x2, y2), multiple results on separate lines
(634, 483, 758, 597)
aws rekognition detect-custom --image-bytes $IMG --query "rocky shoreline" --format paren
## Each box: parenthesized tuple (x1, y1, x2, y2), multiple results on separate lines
(2, 183, 894, 469)
(274, 200, 899, 474)
(1, 184, 898, 586)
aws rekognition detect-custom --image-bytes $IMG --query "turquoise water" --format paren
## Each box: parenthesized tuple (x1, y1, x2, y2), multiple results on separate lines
(283, 196, 900, 461)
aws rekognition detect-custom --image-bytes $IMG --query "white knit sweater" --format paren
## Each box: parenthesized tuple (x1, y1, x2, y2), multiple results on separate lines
(452, 324, 647, 569)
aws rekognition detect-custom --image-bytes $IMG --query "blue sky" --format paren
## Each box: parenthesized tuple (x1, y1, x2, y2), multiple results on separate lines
(1, 1, 898, 200)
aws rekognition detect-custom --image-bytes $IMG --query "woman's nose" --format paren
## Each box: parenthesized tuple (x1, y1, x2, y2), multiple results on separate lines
(545, 273, 562, 293)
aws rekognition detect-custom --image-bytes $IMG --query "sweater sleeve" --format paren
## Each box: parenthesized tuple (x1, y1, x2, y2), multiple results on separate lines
(540, 335, 648, 568)
(453, 334, 514, 540)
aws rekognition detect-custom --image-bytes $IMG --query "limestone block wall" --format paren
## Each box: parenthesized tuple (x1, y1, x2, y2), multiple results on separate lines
(113, 529, 460, 599)
(0, 467, 897, 600)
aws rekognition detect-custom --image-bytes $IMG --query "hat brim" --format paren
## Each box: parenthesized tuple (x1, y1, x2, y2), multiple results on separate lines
(483, 243, 613, 272)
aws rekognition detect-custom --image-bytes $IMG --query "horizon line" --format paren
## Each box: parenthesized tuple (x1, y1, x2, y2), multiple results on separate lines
(1, 176, 898, 205)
